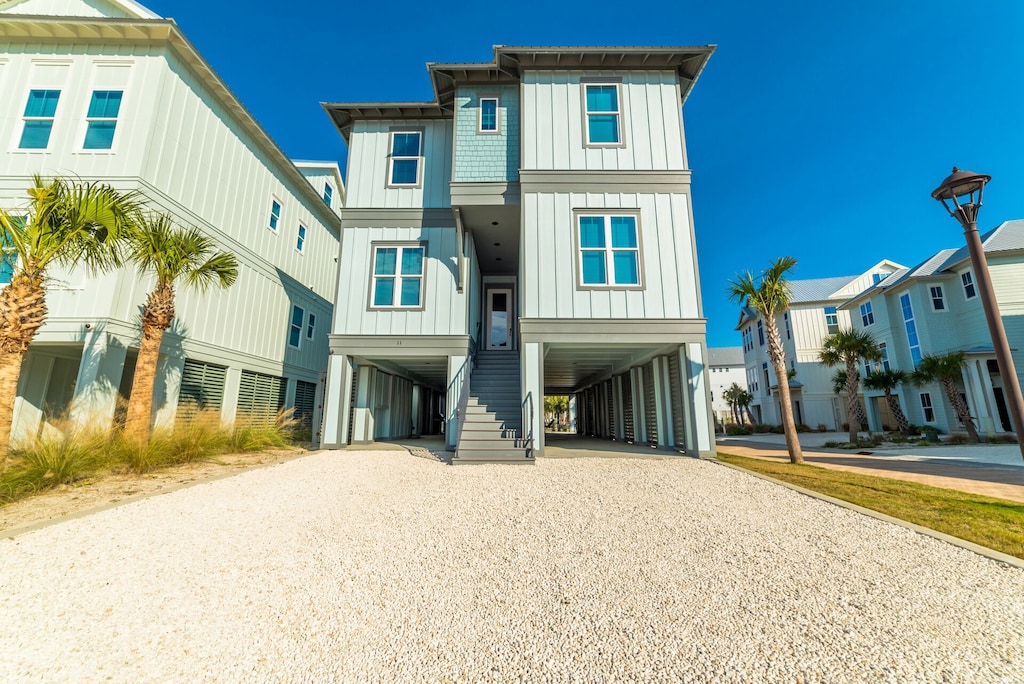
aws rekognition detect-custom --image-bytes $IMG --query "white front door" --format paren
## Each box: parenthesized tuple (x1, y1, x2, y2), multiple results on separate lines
(486, 288, 513, 350)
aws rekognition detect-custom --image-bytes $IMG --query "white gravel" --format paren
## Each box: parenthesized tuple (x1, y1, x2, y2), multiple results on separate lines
(1, 450, 1023, 683)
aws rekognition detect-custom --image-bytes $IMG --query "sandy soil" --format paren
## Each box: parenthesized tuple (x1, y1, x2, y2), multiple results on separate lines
(0, 449, 308, 535)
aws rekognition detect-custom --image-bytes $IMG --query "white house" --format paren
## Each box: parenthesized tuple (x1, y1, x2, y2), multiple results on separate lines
(841, 220, 1024, 437)
(736, 261, 904, 429)
(320, 46, 717, 461)
(0, 0, 343, 442)
(707, 346, 745, 426)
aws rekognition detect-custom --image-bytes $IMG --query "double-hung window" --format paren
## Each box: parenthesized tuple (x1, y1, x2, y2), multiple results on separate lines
(0, 219, 22, 285)
(757, 320, 765, 346)
(268, 198, 282, 232)
(296, 224, 307, 253)
(824, 306, 839, 334)
(323, 183, 333, 207)
(961, 271, 976, 299)
(930, 285, 945, 310)
(288, 305, 304, 348)
(900, 293, 922, 367)
(860, 300, 874, 326)
(577, 214, 640, 287)
(306, 313, 316, 340)
(19, 90, 61, 149)
(584, 83, 621, 145)
(83, 90, 123, 149)
(388, 130, 422, 186)
(920, 393, 935, 422)
(479, 97, 498, 132)
(879, 342, 890, 372)
(371, 245, 424, 308)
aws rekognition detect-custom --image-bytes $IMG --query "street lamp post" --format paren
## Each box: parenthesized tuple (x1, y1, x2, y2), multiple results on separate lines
(931, 167, 1024, 460)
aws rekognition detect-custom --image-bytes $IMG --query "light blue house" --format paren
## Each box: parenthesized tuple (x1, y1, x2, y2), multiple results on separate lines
(320, 46, 717, 461)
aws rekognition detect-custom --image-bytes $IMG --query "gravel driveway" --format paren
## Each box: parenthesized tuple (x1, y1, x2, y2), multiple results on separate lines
(1, 450, 1022, 682)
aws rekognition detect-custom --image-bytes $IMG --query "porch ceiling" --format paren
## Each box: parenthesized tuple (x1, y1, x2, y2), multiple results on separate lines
(460, 206, 520, 276)
(354, 355, 449, 391)
(542, 343, 672, 395)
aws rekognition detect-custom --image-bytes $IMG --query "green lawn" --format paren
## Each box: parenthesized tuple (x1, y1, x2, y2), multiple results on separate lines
(717, 453, 1024, 560)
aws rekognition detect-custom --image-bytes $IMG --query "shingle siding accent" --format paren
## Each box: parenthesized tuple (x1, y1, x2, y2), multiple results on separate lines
(453, 85, 520, 182)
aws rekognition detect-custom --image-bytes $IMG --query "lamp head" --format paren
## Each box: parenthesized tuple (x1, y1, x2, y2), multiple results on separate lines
(932, 166, 990, 226)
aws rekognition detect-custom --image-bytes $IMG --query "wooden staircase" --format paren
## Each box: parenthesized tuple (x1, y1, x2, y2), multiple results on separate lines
(453, 351, 534, 464)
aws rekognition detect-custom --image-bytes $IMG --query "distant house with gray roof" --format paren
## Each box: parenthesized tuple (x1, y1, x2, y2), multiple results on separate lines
(708, 347, 745, 426)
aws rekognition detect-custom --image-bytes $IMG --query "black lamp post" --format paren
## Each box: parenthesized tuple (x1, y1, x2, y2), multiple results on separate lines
(931, 167, 1024, 459)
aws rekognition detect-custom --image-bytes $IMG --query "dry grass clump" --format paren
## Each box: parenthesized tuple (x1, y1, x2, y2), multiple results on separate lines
(0, 409, 299, 503)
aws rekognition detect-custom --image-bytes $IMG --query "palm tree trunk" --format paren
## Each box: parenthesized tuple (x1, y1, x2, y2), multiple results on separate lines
(124, 325, 166, 441)
(0, 352, 25, 466)
(943, 379, 980, 442)
(765, 317, 802, 463)
(884, 389, 910, 435)
(845, 358, 860, 443)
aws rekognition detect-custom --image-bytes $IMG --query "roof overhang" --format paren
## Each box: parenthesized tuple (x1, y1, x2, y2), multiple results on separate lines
(321, 102, 449, 144)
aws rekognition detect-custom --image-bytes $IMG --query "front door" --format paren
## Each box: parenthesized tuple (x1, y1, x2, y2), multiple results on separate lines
(486, 288, 513, 350)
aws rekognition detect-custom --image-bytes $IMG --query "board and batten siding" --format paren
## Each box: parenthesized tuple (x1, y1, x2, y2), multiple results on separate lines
(345, 119, 453, 209)
(333, 226, 468, 336)
(521, 191, 698, 320)
(521, 70, 685, 172)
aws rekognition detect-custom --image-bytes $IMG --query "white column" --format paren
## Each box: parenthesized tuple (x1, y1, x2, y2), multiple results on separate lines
(964, 360, 995, 435)
(12, 352, 53, 444)
(977, 360, 1001, 433)
(521, 342, 543, 454)
(70, 330, 127, 429)
(321, 354, 353, 448)
(685, 343, 715, 457)
(652, 357, 668, 448)
(411, 384, 422, 437)
(220, 367, 242, 427)
(152, 354, 185, 430)
(446, 355, 468, 450)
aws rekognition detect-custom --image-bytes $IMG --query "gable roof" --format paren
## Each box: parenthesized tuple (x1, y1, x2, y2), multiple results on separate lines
(708, 347, 744, 367)
(788, 275, 860, 304)
(0, 0, 159, 19)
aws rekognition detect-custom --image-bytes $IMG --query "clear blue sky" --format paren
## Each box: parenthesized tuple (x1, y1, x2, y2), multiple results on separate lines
(147, 0, 1024, 349)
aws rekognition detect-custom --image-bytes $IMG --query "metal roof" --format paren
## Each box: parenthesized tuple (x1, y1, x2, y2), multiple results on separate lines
(788, 276, 860, 303)
(708, 347, 744, 367)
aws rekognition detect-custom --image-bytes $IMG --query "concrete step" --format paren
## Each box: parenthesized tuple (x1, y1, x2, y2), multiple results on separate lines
(453, 449, 534, 464)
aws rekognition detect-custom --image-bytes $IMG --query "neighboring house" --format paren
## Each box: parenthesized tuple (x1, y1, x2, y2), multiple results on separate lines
(0, 0, 343, 442)
(707, 346, 745, 426)
(320, 45, 717, 461)
(841, 220, 1024, 437)
(735, 261, 904, 429)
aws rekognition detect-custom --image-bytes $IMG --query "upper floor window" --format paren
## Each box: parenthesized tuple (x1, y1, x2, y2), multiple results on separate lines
(0, 223, 20, 285)
(742, 326, 753, 353)
(860, 300, 874, 327)
(577, 214, 640, 287)
(83, 90, 123, 150)
(879, 341, 890, 372)
(900, 293, 922, 367)
(268, 198, 282, 232)
(306, 313, 316, 340)
(961, 271, 976, 299)
(824, 306, 839, 334)
(289, 305, 304, 348)
(388, 130, 422, 187)
(19, 89, 61, 149)
(296, 224, 307, 253)
(479, 97, 498, 132)
(757, 320, 765, 346)
(371, 244, 424, 308)
(784, 312, 791, 340)
(323, 183, 333, 207)
(584, 83, 621, 145)
(930, 285, 945, 311)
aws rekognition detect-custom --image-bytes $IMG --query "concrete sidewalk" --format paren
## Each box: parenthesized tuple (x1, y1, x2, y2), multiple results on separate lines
(718, 432, 1024, 502)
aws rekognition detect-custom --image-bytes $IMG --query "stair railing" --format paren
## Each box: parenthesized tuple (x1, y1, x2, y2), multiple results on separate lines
(522, 391, 534, 456)
(450, 345, 478, 453)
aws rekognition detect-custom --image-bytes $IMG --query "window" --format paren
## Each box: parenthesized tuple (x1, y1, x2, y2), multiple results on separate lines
(372, 245, 424, 308)
(824, 306, 839, 334)
(388, 130, 421, 186)
(879, 342, 890, 372)
(860, 300, 875, 327)
(742, 326, 753, 353)
(961, 271, 976, 299)
(19, 89, 60, 149)
(577, 214, 640, 287)
(584, 83, 621, 145)
(930, 285, 945, 311)
(900, 293, 922, 367)
(920, 393, 935, 422)
(763, 362, 770, 395)
(268, 198, 281, 232)
(784, 312, 791, 340)
(296, 223, 306, 253)
(0, 227, 18, 285)
(757, 320, 765, 346)
(323, 183, 333, 207)
(306, 313, 316, 340)
(83, 90, 123, 149)
(289, 305, 304, 348)
(479, 97, 498, 132)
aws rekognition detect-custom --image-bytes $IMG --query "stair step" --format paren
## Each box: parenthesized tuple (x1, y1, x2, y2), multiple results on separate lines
(453, 450, 534, 464)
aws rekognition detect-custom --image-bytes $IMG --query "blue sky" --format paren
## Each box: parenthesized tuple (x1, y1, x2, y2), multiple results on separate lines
(147, 0, 1024, 348)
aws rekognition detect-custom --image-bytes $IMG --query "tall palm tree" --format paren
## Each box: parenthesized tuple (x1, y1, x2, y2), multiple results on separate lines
(0, 176, 138, 461)
(911, 351, 980, 442)
(821, 328, 881, 444)
(123, 214, 238, 441)
(723, 383, 742, 424)
(737, 387, 754, 425)
(728, 256, 803, 463)
(830, 368, 868, 433)
(863, 368, 911, 435)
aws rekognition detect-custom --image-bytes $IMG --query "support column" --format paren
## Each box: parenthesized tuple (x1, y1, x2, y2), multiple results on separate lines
(964, 361, 995, 435)
(70, 331, 127, 429)
(12, 352, 53, 444)
(152, 354, 186, 430)
(446, 354, 468, 450)
(411, 384, 422, 437)
(220, 367, 242, 427)
(652, 357, 668, 448)
(977, 360, 1002, 433)
(521, 341, 543, 455)
(685, 342, 716, 458)
(321, 353, 353, 448)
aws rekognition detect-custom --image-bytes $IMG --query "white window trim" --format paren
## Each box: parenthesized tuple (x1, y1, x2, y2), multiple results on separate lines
(386, 129, 424, 189)
(368, 242, 427, 310)
(268, 196, 282, 234)
(17, 88, 61, 151)
(929, 284, 946, 312)
(288, 304, 304, 349)
(961, 270, 977, 300)
(295, 223, 307, 254)
(900, 293, 922, 367)
(581, 81, 625, 148)
(478, 96, 500, 133)
(920, 392, 936, 423)
(573, 211, 643, 290)
(323, 182, 333, 207)
(860, 300, 875, 327)
(306, 312, 316, 340)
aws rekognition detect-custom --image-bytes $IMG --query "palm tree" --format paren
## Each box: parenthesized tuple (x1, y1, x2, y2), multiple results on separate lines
(0, 176, 138, 461)
(728, 256, 803, 463)
(821, 328, 881, 444)
(123, 214, 238, 441)
(737, 387, 754, 425)
(911, 351, 980, 442)
(830, 367, 868, 433)
(863, 368, 911, 435)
